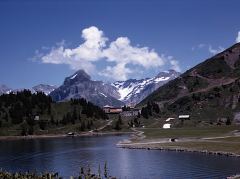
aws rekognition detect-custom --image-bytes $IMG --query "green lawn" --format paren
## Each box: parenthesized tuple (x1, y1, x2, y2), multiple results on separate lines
(139, 126, 240, 139)
(146, 141, 240, 155)
(130, 125, 240, 155)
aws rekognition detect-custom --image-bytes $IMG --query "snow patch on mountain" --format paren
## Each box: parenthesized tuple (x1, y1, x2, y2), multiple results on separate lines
(99, 92, 107, 97)
(70, 74, 78, 79)
(154, 76, 170, 83)
(32, 84, 58, 95)
(0, 85, 12, 95)
(113, 81, 138, 100)
(112, 70, 180, 105)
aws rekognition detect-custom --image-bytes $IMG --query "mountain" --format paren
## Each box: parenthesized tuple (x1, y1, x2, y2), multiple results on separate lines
(0, 84, 12, 95)
(32, 84, 57, 95)
(0, 84, 57, 96)
(50, 70, 124, 107)
(138, 43, 240, 122)
(112, 70, 180, 105)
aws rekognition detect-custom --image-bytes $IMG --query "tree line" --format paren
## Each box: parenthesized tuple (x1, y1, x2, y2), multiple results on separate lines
(0, 91, 108, 135)
(141, 102, 160, 119)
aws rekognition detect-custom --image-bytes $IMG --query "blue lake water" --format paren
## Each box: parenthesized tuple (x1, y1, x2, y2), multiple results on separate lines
(0, 135, 239, 179)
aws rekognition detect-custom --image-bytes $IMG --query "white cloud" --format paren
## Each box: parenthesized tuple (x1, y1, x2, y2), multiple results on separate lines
(103, 37, 164, 68)
(99, 63, 133, 81)
(40, 26, 107, 73)
(191, 43, 206, 51)
(36, 26, 177, 80)
(192, 43, 225, 56)
(170, 59, 181, 72)
(208, 45, 224, 55)
(236, 31, 240, 43)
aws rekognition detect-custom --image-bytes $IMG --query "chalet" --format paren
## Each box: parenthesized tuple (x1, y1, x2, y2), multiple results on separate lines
(178, 115, 190, 120)
(121, 109, 141, 117)
(34, 116, 40, 121)
(103, 105, 122, 114)
(103, 105, 111, 113)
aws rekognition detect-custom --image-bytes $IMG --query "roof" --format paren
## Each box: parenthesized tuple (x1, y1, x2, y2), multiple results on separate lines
(103, 105, 112, 108)
(179, 115, 190, 118)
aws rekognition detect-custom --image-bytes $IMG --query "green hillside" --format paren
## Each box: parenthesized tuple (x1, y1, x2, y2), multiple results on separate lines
(0, 90, 108, 136)
(138, 43, 240, 123)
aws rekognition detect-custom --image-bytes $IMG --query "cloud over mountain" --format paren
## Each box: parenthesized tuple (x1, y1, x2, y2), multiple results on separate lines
(170, 59, 181, 72)
(36, 26, 179, 80)
(208, 45, 224, 55)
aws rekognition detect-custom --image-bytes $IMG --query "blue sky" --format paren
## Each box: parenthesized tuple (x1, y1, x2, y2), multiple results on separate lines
(0, 0, 240, 88)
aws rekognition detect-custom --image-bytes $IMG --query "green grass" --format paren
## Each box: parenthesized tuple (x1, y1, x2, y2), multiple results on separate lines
(207, 136, 240, 142)
(139, 126, 240, 139)
(132, 125, 240, 155)
(151, 141, 240, 155)
(0, 125, 22, 136)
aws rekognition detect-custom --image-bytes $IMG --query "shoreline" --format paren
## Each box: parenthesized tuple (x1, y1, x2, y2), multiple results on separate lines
(117, 128, 240, 158)
(0, 131, 134, 141)
(118, 143, 240, 158)
(1, 128, 240, 159)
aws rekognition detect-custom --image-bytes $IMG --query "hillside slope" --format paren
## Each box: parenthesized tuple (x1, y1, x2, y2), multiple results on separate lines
(138, 43, 240, 122)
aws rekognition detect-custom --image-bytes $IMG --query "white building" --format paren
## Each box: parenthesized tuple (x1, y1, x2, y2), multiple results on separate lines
(178, 115, 190, 120)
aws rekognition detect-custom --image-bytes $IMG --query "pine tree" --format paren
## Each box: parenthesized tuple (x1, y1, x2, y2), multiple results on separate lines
(87, 121, 91, 129)
(50, 115, 55, 125)
(104, 161, 108, 178)
(78, 114, 81, 121)
(118, 115, 123, 124)
(80, 121, 85, 131)
(98, 164, 101, 178)
(141, 107, 149, 119)
(28, 125, 34, 135)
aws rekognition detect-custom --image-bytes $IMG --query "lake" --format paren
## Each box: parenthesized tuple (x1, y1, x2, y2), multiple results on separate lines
(0, 135, 239, 178)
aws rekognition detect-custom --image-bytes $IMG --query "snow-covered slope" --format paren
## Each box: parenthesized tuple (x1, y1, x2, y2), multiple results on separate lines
(112, 70, 180, 105)
(32, 84, 58, 95)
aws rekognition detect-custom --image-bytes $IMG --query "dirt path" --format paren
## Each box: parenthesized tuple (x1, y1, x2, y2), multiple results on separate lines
(89, 120, 113, 133)
(169, 78, 237, 104)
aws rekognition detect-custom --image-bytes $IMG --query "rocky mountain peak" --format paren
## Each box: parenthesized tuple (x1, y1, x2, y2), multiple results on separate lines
(64, 69, 91, 86)
(156, 70, 180, 78)
(50, 70, 124, 107)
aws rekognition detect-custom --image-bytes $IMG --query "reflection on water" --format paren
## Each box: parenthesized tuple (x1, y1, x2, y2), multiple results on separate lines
(0, 135, 239, 178)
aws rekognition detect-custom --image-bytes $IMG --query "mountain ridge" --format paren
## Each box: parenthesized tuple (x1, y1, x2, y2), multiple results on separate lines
(0, 84, 57, 96)
(112, 69, 180, 105)
(137, 42, 240, 122)
(1, 69, 180, 107)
